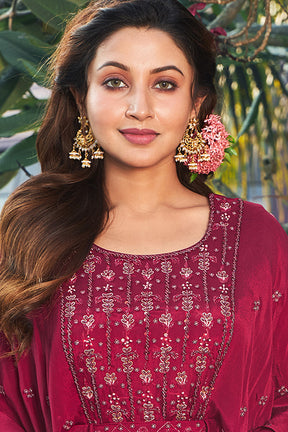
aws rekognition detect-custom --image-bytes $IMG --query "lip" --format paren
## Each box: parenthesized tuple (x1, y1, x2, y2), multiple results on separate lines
(119, 128, 159, 145)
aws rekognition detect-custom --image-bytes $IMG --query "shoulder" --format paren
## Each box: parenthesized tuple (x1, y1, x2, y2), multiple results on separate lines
(212, 193, 288, 254)
(241, 199, 288, 248)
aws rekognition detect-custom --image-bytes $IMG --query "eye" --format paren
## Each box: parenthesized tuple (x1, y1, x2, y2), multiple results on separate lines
(155, 80, 177, 90)
(104, 78, 126, 89)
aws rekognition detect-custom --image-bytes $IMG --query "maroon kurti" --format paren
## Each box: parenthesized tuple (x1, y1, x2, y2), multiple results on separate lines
(1, 194, 288, 431)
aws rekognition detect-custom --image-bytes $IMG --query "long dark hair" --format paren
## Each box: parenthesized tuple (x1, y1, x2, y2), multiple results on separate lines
(0, 0, 217, 356)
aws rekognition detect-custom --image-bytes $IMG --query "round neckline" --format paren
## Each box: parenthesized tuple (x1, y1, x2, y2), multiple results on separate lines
(92, 192, 215, 259)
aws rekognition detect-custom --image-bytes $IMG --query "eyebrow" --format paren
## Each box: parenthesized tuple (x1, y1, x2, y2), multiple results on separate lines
(97, 61, 184, 76)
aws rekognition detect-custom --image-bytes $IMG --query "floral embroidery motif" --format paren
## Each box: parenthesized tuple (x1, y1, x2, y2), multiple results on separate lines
(278, 386, 288, 396)
(272, 291, 282, 302)
(216, 269, 229, 282)
(220, 213, 230, 226)
(159, 313, 173, 327)
(82, 386, 94, 399)
(81, 314, 95, 329)
(96, 291, 121, 314)
(240, 406, 247, 417)
(253, 300, 261, 311)
(122, 262, 134, 275)
(23, 388, 34, 398)
(142, 267, 154, 280)
(172, 392, 188, 420)
(194, 245, 217, 272)
(84, 348, 100, 374)
(121, 314, 135, 330)
(118, 337, 138, 373)
(161, 261, 173, 275)
(108, 393, 125, 422)
(220, 202, 231, 211)
(217, 294, 231, 317)
(101, 267, 116, 281)
(140, 370, 153, 384)
(180, 264, 193, 279)
(60, 195, 243, 424)
(104, 373, 117, 385)
(173, 282, 200, 312)
(156, 334, 178, 374)
(218, 284, 229, 295)
(258, 395, 268, 405)
(142, 390, 157, 422)
(83, 261, 96, 274)
(117, 335, 138, 421)
(63, 420, 74, 430)
(200, 312, 213, 328)
(199, 386, 210, 400)
(175, 371, 187, 385)
(65, 295, 76, 318)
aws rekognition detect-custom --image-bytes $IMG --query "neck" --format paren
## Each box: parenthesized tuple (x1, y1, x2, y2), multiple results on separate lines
(104, 159, 187, 214)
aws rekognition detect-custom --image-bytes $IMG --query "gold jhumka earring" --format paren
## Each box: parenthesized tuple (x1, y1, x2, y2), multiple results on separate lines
(174, 118, 210, 173)
(69, 115, 104, 168)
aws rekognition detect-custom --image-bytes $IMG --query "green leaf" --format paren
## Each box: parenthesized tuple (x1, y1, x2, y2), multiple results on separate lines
(0, 134, 38, 172)
(0, 170, 18, 189)
(224, 153, 231, 163)
(190, 173, 198, 183)
(17, 58, 48, 86)
(227, 135, 236, 145)
(12, 94, 39, 110)
(0, 66, 33, 115)
(13, 13, 55, 41)
(0, 103, 45, 137)
(225, 146, 237, 156)
(67, 0, 88, 6)
(21, 0, 79, 31)
(178, 0, 191, 7)
(236, 91, 263, 141)
(0, 31, 51, 69)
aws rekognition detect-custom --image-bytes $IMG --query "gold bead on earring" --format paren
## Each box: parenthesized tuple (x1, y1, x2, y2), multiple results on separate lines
(69, 115, 104, 168)
(175, 115, 232, 175)
(175, 118, 209, 172)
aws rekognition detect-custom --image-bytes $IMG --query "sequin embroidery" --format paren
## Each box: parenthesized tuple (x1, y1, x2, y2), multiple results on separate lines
(60, 195, 243, 425)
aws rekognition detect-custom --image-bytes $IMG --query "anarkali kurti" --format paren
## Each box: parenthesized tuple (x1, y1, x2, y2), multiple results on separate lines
(1, 194, 288, 431)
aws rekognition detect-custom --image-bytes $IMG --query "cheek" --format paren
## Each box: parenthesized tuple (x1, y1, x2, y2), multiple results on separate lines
(86, 92, 119, 129)
(158, 94, 192, 124)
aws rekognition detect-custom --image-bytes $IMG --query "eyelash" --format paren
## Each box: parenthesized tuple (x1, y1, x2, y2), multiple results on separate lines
(155, 80, 177, 91)
(103, 78, 127, 89)
(102, 78, 178, 91)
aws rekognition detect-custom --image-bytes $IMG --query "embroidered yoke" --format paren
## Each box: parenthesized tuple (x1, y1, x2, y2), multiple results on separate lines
(0, 194, 288, 432)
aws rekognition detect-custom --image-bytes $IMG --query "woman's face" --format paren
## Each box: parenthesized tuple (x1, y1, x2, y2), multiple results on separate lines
(85, 27, 197, 171)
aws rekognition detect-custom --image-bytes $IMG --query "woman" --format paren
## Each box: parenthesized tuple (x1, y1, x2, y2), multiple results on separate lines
(0, 0, 287, 431)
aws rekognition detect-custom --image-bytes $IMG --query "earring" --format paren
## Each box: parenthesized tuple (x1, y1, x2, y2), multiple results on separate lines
(69, 116, 104, 168)
(175, 118, 208, 172)
(175, 115, 231, 174)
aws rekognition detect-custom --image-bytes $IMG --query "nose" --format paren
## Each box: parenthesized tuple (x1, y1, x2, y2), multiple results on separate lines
(125, 87, 154, 121)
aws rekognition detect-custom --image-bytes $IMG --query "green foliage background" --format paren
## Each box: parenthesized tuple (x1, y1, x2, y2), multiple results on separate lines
(0, 0, 287, 225)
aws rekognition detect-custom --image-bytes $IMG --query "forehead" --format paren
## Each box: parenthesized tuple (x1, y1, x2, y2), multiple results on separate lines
(91, 26, 192, 72)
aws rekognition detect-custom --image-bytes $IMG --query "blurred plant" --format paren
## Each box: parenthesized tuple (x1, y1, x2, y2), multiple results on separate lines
(181, 0, 288, 222)
(0, 0, 287, 221)
(0, 0, 87, 187)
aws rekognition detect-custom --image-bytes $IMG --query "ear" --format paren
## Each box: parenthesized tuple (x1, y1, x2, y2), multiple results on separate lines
(190, 96, 205, 120)
(70, 87, 86, 115)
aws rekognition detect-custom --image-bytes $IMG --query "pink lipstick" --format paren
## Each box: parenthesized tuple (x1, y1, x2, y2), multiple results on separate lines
(119, 128, 158, 145)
